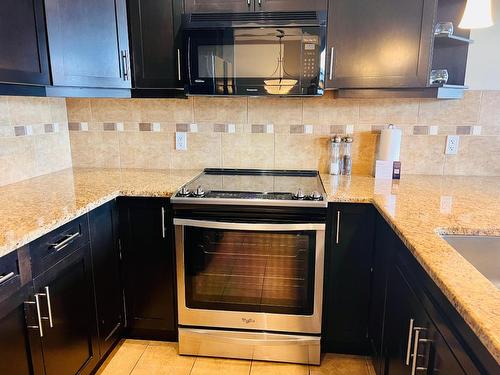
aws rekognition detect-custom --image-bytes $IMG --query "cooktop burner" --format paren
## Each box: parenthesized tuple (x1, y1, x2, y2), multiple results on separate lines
(172, 169, 327, 207)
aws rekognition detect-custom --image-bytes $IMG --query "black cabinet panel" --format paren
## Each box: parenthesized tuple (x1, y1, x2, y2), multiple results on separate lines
(88, 201, 123, 358)
(323, 203, 375, 354)
(258, 0, 326, 12)
(326, 0, 436, 89)
(0, 284, 43, 375)
(33, 245, 99, 375)
(185, 0, 253, 13)
(368, 216, 396, 375)
(128, 0, 184, 89)
(44, 0, 131, 88)
(119, 198, 177, 339)
(0, 0, 49, 86)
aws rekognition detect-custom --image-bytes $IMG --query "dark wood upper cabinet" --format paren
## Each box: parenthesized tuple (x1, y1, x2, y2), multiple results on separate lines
(185, 0, 326, 13)
(44, 0, 131, 89)
(119, 198, 177, 340)
(88, 201, 123, 358)
(0, 0, 50, 86)
(128, 0, 184, 89)
(257, 0, 327, 12)
(326, 0, 437, 89)
(323, 203, 375, 354)
(184, 0, 253, 13)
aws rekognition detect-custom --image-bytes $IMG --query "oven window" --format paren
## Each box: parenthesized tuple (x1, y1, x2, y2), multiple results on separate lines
(184, 227, 316, 315)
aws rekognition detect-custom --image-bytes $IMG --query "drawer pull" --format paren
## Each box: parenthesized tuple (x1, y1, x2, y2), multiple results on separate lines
(0, 271, 15, 285)
(50, 232, 80, 251)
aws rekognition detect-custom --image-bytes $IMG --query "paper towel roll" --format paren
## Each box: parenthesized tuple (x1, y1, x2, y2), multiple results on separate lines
(378, 125, 402, 161)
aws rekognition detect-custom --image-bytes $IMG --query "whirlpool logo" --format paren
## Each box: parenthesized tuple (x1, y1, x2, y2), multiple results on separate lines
(241, 318, 256, 324)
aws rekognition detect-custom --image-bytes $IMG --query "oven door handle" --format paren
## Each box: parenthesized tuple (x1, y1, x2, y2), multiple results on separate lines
(173, 219, 325, 231)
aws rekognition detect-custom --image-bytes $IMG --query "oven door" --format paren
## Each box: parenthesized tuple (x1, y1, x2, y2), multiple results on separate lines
(184, 26, 325, 96)
(174, 219, 325, 334)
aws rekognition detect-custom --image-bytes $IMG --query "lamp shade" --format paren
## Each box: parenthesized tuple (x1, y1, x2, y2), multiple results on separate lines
(459, 0, 494, 29)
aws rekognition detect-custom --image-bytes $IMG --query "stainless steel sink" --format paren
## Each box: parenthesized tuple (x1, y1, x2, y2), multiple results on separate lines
(441, 235, 500, 289)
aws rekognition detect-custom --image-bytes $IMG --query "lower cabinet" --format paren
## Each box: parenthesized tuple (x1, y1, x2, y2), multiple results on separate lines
(385, 263, 465, 375)
(32, 244, 100, 375)
(323, 203, 375, 354)
(370, 212, 498, 375)
(88, 200, 124, 358)
(119, 197, 177, 339)
(0, 284, 44, 375)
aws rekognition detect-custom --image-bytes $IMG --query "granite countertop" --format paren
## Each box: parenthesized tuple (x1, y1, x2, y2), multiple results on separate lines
(0, 168, 499, 364)
(322, 174, 500, 364)
(0, 168, 201, 257)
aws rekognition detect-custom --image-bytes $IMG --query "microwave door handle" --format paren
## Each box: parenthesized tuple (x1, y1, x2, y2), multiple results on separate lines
(173, 219, 325, 232)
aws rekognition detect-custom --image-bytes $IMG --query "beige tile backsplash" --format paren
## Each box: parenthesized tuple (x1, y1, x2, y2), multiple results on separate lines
(1, 90, 499, 188)
(66, 91, 500, 176)
(0, 96, 72, 186)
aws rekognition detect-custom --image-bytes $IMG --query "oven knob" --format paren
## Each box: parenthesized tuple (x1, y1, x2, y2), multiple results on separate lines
(178, 186, 190, 196)
(194, 185, 205, 197)
(293, 188, 305, 200)
(310, 191, 322, 200)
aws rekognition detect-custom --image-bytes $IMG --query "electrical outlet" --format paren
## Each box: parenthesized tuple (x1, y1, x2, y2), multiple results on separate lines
(176, 132, 187, 150)
(445, 135, 460, 155)
(440, 196, 453, 214)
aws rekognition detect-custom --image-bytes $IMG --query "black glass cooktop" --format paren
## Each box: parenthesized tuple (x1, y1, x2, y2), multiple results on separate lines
(174, 169, 326, 203)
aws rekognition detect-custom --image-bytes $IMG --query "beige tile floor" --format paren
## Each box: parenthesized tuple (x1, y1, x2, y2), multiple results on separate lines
(96, 339, 376, 375)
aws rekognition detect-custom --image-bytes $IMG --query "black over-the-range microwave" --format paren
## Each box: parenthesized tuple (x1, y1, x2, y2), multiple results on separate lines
(181, 11, 327, 96)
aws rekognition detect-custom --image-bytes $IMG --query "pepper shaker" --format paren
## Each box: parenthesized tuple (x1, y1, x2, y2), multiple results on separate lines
(342, 136, 353, 175)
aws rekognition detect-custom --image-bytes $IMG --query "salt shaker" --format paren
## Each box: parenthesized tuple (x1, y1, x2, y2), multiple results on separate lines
(342, 136, 353, 175)
(330, 135, 342, 175)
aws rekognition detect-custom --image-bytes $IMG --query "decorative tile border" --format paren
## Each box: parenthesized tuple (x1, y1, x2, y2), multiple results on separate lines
(59, 121, 499, 138)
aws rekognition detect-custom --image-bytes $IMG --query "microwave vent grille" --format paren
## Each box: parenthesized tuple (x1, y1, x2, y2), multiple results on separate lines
(189, 11, 319, 23)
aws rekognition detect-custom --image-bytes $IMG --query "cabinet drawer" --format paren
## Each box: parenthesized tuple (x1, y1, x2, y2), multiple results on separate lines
(30, 215, 89, 277)
(0, 251, 21, 303)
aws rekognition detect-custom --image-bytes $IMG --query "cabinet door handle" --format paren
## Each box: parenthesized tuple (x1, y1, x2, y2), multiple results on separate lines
(247, 0, 251, 7)
(161, 207, 166, 239)
(329, 47, 335, 80)
(25, 299, 44, 337)
(410, 328, 421, 375)
(410, 327, 428, 375)
(258, 0, 262, 6)
(177, 49, 182, 81)
(34, 294, 44, 337)
(335, 210, 341, 244)
(121, 50, 129, 81)
(44, 286, 54, 328)
(0, 271, 15, 285)
(405, 318, 415, 365)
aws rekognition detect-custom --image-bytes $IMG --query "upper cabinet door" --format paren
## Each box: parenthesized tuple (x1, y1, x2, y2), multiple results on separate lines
(184, 0, 253, 13)
(0, 0, 50, 86)
(44, 0, 131, 88)
(257, 0, 327, 12)
(129, 0, 183, 89)
(326, 0, 436, 89)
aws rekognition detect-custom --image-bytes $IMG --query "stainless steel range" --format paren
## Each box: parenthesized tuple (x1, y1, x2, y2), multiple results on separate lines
(171, 169, 327, 365)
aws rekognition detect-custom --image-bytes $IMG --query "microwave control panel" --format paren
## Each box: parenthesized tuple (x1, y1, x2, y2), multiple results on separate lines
(302, 36, 320, 80)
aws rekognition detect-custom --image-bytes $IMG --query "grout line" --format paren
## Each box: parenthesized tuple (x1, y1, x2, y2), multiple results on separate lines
(128, 340, 149, 375)
(188, 356, 198, 375)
